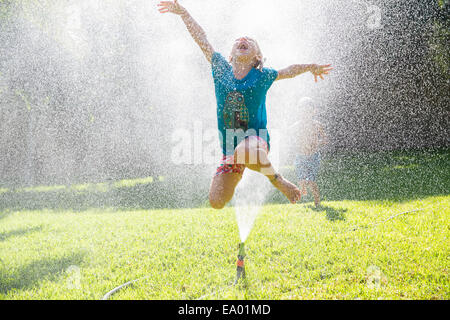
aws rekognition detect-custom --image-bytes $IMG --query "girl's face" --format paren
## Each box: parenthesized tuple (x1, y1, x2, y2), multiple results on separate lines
(230, 37, 261, 64)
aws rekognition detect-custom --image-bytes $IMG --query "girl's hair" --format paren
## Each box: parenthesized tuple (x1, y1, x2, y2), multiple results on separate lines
(251, 38, 264, 71)
(253, 56, 265, 72)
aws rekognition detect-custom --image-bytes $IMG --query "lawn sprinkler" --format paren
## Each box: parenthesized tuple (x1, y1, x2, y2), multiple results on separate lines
(234, 242, 246, 285)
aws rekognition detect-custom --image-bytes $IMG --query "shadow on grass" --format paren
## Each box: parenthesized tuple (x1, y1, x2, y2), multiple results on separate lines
(0, 175, 210, 212)
(315, 149, 450, 202)
(0, 252, 85, 295)
(0, 149, 448, 212)
(0, 210, 13, 221)
(307, 204, 347, 221)
(0, 226, 43, 242)
(275, 148, 450, 204)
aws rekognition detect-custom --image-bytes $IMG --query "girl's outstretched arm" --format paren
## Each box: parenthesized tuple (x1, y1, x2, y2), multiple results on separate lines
(276, 64, 333, 82)
(158, 0, 214, 63)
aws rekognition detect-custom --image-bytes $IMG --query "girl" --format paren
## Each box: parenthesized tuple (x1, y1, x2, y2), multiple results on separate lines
(291, 97, 329, 208)
(158, 1, 332, 209)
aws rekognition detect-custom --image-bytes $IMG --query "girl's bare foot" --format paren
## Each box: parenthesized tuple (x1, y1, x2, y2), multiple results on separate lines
(270, 174, 302, 204)
(300, 186, 307, 196)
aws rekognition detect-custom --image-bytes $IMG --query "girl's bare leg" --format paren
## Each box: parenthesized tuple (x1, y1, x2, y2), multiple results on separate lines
(299, 180, 308, 197)
(309, 181, 321, 207)
(209, 173, 243, 209)
(234, 137, 301, 204)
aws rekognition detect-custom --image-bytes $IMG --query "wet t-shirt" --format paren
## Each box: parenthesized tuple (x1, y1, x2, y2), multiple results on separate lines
(211, 52, 278, 155)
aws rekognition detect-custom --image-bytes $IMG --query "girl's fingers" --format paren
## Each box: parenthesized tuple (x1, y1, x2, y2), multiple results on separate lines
(319, 74, 324, 80)
(159, 9, 169, 13)
(319, 69, 332, 74)
(158, 2, 174, 8)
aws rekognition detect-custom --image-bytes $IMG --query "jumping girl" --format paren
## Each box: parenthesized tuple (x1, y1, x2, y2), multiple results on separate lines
(158, 1, 333, 209)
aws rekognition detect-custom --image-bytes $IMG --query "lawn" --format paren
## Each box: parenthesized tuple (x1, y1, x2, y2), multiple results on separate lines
(0, 149, 449, 299)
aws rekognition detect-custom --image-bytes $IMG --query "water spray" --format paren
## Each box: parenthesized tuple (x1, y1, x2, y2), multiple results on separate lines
(234, 242, 246, 285)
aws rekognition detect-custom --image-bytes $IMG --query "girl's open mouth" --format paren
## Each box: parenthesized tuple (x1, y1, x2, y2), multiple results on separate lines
(237, 41, 249, 51)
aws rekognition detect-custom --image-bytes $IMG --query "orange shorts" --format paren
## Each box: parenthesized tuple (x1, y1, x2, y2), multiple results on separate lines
(215, 136, 269, 176)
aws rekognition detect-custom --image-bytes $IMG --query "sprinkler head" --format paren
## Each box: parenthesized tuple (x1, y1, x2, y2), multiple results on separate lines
(234, 242, 246, 284)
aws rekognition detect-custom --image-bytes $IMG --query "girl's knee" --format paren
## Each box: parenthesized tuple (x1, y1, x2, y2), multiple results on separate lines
(209, 196, 226, 209)
(208, 189, 227, 209)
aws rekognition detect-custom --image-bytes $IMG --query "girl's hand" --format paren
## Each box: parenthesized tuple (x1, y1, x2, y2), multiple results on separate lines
(310, 64, 333, 83)
(158, 0, 214, 62)
(157, 0, 186, 15)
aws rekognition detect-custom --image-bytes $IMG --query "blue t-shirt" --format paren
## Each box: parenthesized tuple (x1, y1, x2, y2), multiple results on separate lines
(211, 52, 278, 155)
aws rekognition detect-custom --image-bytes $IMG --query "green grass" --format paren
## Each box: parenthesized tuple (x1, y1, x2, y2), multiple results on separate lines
(0, 198, 448, 300)
(0, 150, 449, 299)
